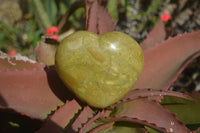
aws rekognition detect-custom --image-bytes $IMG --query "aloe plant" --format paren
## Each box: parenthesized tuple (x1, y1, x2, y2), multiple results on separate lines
(0, 0, 200, 133)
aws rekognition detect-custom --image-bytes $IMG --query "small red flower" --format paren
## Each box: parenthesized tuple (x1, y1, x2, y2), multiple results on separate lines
(51, 35, 59, 41)
(160, 13, 171, 22)
(46, 28, 53, 36)
(50, 26, 58, 33)
(8, 50, 16, 56)
(45, 26, 59, 36)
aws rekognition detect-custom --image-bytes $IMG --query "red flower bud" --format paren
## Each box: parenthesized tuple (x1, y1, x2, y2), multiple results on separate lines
(46, 26, 59, 36)
(46, 28, 53, 36)
(51, 26, 58, 33)
(51, 35, 59, 41)
(160, 13, 171, 22)
(8, 50, 16, 56)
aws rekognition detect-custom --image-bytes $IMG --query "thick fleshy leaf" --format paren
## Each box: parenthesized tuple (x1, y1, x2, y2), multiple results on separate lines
(0, 51, 44, 71)
(89, 121, 115, 133)
(0, 66, 74, 119)
(122, 88, 193, 102)
(86, 0, 115, 34)
(134, 30, 200, 90)
(109, 99, 191, 133)
(111, 88, 194, 108)
(91, 121, 148, 133)
(36, 99, 81, 133)
(0, 108, 43, 133)
(68, 106, 95, 132)
(103, 116, 167, 132)
(80, 110, 110, 133)
(97, 2, 116, 34)
(87, 0, 98, 33)
(35, 41, 58, 66)
(141, 20, 166, 50)
(161, 92, 200, 127)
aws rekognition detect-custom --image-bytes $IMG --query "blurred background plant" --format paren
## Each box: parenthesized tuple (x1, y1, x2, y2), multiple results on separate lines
(0, 0, 199, 60)
(0, 0, 85, 59)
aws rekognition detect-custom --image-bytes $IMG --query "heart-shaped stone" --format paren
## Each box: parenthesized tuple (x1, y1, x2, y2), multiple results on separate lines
(55, 31, 144, 108)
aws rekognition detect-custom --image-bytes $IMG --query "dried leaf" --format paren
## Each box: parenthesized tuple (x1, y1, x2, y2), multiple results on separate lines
(0, 67, 74, 119)
(0, 51, 43, 71)
(109, 99, 191, 133)
(36, 41, 58, 66)
(141, 20, 166, 50)
(134, 30, 200, 90)
(36, 99, 81, 133)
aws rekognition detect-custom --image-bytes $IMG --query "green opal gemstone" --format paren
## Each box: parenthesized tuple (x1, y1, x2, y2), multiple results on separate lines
(55, 31, 144, 108)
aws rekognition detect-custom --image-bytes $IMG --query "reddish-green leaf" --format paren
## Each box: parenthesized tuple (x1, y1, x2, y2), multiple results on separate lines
(134, 30, 200, 90)
(0, 66, 73, 119)
(69, 106, 95, 132)
(80, 110, 110, 133)
(87, 0, 98, 33)
(97, 2, 116, 34)
(86, 0, 115, 34)
(122, 88, 193, 102)
(161, 92, 200, 126)
(111, 88, 194, 108)
(90, 121, 148, 133)
(89, 121, 115, 133)
(109, 99, 191, 133)
(141, 20, 166, 50)
(36, 99, 81, 133)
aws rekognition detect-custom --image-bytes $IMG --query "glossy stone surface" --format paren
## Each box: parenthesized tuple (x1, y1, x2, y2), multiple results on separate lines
(55, 31, 144, 108)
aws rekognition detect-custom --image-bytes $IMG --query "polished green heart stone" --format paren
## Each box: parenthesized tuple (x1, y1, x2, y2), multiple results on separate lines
(55, 31, 144, 108)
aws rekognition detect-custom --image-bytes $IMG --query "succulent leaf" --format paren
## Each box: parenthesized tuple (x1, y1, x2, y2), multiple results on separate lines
(86, 0, 115, 34)
(141, 20, 166, 50)
(97, 2, 116, 34)
(102, 122, 148, 133)
(161, 92, 200, 126)
(0, 51, 44, 71)
(69, 106, 95, 132)
(79, 110, 110, 133)
(0, 65, 73, 119)
(111, 88, 194, 107)
(36, 99, 81, 133)
(110, 99, 191, 133)
(89, 121, 148, 133)
(134, 30, 200, 90)
(89, 121, 115, 133)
